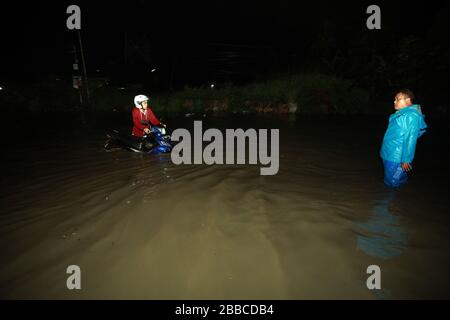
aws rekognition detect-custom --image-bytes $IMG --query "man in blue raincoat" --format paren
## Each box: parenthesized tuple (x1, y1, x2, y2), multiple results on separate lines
(380, 89, 427, 188)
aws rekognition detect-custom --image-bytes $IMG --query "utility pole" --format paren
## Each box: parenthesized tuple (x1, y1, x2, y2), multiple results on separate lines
(72, 44, 83, 105)
(77, 29, 90, 105)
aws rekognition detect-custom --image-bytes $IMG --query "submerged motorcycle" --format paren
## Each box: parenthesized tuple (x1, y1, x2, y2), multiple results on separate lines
(104, 125, 173, 154)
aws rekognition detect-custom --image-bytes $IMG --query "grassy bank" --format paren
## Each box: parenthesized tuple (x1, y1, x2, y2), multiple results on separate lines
(1, 73, 373, 115)
(152, 73, 371, 116)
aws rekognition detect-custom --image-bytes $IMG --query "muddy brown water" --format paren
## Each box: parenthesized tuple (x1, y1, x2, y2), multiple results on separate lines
(0, 114, 449, 299)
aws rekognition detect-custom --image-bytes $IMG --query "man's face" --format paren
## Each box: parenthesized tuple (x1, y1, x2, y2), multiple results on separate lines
(141, 100, 148, 109)
(394, 93, 412, 110)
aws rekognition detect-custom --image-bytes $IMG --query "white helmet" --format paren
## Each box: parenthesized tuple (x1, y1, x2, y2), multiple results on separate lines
(134, 94, 149, 108)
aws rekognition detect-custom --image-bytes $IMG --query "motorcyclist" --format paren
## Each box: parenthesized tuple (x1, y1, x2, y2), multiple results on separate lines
(132, 94, 166, 137)
(104, 95, 170, 153)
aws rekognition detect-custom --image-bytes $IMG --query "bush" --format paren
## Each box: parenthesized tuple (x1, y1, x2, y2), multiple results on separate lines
(90, 86, 130, 112)
(9, 73, 370, 115)
(152, 73, 370, 115)
(17, 80, 81, 112)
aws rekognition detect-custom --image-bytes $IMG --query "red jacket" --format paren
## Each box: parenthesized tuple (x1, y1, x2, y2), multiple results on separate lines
(132, 107, 161, 137)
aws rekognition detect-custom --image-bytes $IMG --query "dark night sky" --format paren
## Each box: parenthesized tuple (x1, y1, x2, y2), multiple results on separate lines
(1, 0, 449, 87)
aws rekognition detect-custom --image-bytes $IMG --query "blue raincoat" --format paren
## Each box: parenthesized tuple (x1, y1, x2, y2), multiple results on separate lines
(380, 104, 427, 187)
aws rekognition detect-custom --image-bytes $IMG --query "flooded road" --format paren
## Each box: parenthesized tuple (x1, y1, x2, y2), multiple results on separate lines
(1, 115, 449, 299)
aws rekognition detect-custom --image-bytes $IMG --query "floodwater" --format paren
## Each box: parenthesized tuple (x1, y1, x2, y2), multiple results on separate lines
(1, 114, 449, 299)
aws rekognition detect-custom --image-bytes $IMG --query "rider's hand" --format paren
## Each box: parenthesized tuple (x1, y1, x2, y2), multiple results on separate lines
(161, 123, 167, 128)
(401, 163, 412, 172)
(144, 128, 151, 134)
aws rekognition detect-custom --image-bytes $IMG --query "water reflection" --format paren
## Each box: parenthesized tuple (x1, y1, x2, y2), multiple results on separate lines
(356, 190, 408, 260)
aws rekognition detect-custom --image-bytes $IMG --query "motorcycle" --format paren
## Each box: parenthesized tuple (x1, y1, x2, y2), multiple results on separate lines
(104, 125, 173, 154)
